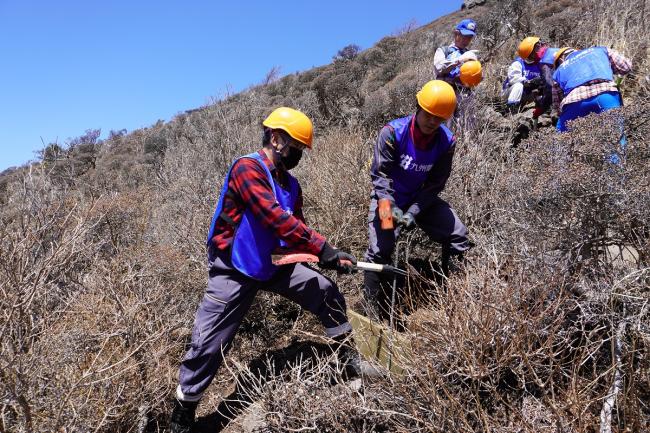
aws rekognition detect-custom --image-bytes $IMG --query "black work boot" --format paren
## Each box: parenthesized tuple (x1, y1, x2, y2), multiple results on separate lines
(362, 271, 383, 321)
(332, 332, 381, 379)
(170, 399, 198, 433)
(363, 270, 396, 323)
(441, 246, 468, 279)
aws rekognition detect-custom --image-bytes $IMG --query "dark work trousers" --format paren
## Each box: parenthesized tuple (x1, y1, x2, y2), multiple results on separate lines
(176, 249, 352, 402)
(363, 196, 470, 319)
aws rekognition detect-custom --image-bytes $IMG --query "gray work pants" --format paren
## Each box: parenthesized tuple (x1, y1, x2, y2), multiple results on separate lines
(176, 249, 352, 402)
(365, 196, 470, 265)
(502, 82, 537, 106)
(363, 196, 470, 319)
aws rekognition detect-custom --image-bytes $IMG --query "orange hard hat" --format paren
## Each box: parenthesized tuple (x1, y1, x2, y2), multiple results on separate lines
(518, 36, 541, 60)
(416, 80, 457, 120)
(262, 107, 313, 148)
(459, 60, 483, 88)
(554, 47, 573, 67)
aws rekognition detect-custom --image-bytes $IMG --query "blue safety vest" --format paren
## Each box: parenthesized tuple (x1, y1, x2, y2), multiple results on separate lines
(503, 57, 542, 89)
(206, 152, 300, 280)
(553, 46, 614, 94)
(540, 47, 559, 66)
(388, 115, 455, 209)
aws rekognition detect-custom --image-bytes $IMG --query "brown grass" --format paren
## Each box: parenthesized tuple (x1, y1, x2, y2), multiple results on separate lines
(1, 1, 649, 432)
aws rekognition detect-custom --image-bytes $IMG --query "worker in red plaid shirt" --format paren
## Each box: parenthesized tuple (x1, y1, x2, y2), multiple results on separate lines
(170, 107, 371, 433)
(552, 46, 632, 132)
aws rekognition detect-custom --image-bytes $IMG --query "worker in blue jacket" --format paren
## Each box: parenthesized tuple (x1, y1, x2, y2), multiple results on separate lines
(364, 81, 472, 322)
(502, 37, 559, 116)
(552, 46, 632, 163)
(552, 46, 632, 131)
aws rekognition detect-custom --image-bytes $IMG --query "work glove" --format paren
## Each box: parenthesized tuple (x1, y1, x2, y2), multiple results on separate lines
(400, 212, 416, 230)
(391, 206, 403, 222)
(524, 77, 544, 91)
(390, 207, 415, 230)
(318, 242, 357, 274)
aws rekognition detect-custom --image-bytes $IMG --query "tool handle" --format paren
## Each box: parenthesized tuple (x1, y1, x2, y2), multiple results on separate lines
(273, 254, 406, 275)
(340, 260, 400, 275)
(355, 262, 385, 272)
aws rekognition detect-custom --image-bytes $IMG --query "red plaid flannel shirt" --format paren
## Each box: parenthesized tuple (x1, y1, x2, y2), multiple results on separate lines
(552, 48, 632, 112)
(209, 150, 325, 255)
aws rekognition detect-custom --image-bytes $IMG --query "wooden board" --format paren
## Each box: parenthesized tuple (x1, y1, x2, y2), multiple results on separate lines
(347, 309, 410, 375)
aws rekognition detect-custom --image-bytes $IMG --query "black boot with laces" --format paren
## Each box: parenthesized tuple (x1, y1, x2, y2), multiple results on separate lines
(170, 399, 198, 433)
(332, 332, 381, 379)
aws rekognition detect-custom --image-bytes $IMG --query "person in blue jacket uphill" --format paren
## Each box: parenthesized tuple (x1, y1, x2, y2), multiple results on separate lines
(553, 46, 632, 163)
(434, 19, 479, 92)
(363, 81, 472, 322)
(502, 36, 559, 116)
(170, 107, 369, 433)
(552, 46, 632, 132)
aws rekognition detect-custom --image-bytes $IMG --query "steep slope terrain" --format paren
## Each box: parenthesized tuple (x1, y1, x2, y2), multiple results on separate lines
(1, 1, 648, 432)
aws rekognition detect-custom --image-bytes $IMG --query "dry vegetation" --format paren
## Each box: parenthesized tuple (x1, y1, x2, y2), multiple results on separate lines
(1, 0, 649, 432)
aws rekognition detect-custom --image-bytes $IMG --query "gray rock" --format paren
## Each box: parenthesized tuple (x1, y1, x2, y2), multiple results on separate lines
(462, 0, 487, 9)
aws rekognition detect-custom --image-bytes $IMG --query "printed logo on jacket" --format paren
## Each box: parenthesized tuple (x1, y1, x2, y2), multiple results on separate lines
(399, 154, 433, 172)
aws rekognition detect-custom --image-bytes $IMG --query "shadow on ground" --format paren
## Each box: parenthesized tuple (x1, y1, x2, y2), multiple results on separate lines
(194, 340, 332, 432)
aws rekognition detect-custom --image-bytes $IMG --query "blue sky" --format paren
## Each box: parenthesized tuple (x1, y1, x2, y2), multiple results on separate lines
(0, 0, 462, 171)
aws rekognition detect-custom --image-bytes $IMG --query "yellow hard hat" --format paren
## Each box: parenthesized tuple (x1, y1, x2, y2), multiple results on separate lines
(518, 36, 540, 60)
(554, 47, 573, 67)
(416, 80, 457, 120)
(459, 60, 483, 88)
(262, 107, 313, 148)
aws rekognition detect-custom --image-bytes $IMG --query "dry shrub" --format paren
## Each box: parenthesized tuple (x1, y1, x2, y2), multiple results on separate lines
(588, 0, 650, 99)
(0, 168, 198, 432)
(535, 0, 576, 21)
(311, 60, 366, 125)
(24, 245, 196, 431)
(503, 105, 649, 273)
(0, 167, 106, 431)
(93, 188, 154, 254)
(361, 88, 392, 129)
(210, 348, 390, 432)
(232, 104, 649, 433)
(152, 100, 262, 265)
(379, 262, 578, 432)
(444, 90, 515, 236)
(93, 128, 157, 193)
(295, 126, 373, 256)
(386, 72, 420, 120)
(3, 1, 650, 432)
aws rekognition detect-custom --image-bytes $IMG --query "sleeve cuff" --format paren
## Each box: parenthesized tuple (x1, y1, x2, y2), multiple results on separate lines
(311, 235, 327, 256)
(406, 204, 421, 217)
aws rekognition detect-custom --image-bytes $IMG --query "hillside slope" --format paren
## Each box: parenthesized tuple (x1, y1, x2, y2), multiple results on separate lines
(1, 0, 648, 432)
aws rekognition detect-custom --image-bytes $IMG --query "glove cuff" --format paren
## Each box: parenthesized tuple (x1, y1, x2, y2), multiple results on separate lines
(319, 242, 337, 261)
